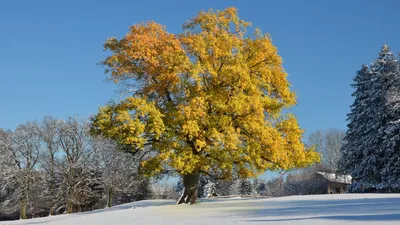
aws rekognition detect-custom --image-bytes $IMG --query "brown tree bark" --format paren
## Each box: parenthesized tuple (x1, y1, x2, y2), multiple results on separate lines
(66, 167, 75, 214)
(66, 201, 73, 214)
(107, 187, 113, 208)
(49, 153, 56, 215)
(20, 198, 28, 219)
(177, 172, 199, 204)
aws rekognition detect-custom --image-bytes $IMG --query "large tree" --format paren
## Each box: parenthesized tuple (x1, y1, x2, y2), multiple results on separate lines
(358, 46, 398, 187)
(91, 138, 141, 208)
(339, 45, 400, 189)
(57, 117, 103, 213)
(37, 116, 60, 215)
(378, 47, 400, 188)
(90, 8, 319, 204)
(338, 65, 373, 178)
(0, 123, 41, 219)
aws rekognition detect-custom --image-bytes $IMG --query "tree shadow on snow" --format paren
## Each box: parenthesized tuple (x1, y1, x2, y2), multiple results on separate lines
(17, 200, 176, 225)
(226, 197, 400, 222)
(78, 199, 176, 215)
(243, 214, 400, 222)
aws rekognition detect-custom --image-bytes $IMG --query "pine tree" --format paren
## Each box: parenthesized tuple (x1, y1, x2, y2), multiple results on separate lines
(254, 179, 267, 196)
(238, 179, 252, 196)
(339, 65, 374, 180)
(203, 181, 218, 198)
(379, 48, 400, 189)
(340, 45, 400, 189)
(229, 179, 240, 196)
(215, 179, 233, 196)
(355, 46, 393, 187)
(197, 175, 209, 198)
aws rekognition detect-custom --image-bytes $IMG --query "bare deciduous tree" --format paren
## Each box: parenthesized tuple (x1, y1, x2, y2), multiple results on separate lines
(92, 138, 139, 208)
(57, 117, 102, 213)
(37, 116, 60, 215)
(0, 123, 41, 219)
(308, 128, 345, 172)
(0, 117, 154, 220)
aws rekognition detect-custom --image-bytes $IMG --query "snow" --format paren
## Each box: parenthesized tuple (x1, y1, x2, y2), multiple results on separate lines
(317, 172, 352, 184)
(2, 194, 400, 225)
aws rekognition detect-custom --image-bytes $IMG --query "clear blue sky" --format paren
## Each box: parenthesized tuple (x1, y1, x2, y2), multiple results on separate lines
(1, 0, 400, 137)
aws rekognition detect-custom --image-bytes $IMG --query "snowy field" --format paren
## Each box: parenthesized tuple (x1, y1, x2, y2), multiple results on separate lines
(2, 194, 400, 225)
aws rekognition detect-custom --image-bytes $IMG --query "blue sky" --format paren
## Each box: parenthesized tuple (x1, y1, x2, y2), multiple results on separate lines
(1, 0, 399, 137)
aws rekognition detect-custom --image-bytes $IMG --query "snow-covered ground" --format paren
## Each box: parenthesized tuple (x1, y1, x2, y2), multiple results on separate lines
(2, 194, 400, 225)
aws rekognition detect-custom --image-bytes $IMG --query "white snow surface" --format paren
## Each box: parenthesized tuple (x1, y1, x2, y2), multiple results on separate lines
(317, 172, 352, 184)
(2, 194, 400, 224)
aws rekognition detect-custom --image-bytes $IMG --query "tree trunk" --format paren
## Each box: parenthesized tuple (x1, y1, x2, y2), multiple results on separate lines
(107, 187, 113, 208)
(66, 201, 73, 214)
(20, 185, 29, 219)
(66, 188, 74, 214)
(66, 166, 75, 214)
(20, 198, 28, 219)
(177, 172, 199, 204)
(49, 153, 55, 215)
(49, 207, 54, 216)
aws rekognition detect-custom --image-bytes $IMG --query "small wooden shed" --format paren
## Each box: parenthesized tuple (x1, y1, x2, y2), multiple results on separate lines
(317, 172, 352, 194)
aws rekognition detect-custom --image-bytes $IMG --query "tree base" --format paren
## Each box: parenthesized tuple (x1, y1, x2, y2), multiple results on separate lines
(176, 173, 199, 204)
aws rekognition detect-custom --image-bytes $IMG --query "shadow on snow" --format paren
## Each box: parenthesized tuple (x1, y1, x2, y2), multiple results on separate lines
(226, 196, 400, 222)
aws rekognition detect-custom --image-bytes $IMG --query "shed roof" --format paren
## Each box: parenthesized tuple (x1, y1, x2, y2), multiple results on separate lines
(317, 172, 352, 184)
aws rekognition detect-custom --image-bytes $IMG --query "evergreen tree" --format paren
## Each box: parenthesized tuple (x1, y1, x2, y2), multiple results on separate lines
(340, 45, 400, 189)
(174, 179, 184, 195)
(197, 175, 209, 198)
(380, 48, 400, 189)
(238, 179, 252, 196)
(339, 65, 374, 179)
(203, 181, 218, 198)
(355, 46, 395, 187)
(254, 179, 267, 196)
(229, 179, 241, 196)
(215, 179, 234, 196)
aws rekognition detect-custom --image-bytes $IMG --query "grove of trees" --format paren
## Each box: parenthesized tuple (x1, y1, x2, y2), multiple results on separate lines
(0, 117, 152, 220)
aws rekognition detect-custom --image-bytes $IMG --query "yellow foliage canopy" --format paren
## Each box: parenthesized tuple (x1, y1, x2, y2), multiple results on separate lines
(91, 8, 319, 179)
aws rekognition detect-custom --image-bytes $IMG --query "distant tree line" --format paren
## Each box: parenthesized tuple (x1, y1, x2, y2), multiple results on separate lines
(0, 116, 152, 221)
(172, 175, 285, 199)
(0, 117, 345, 222)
